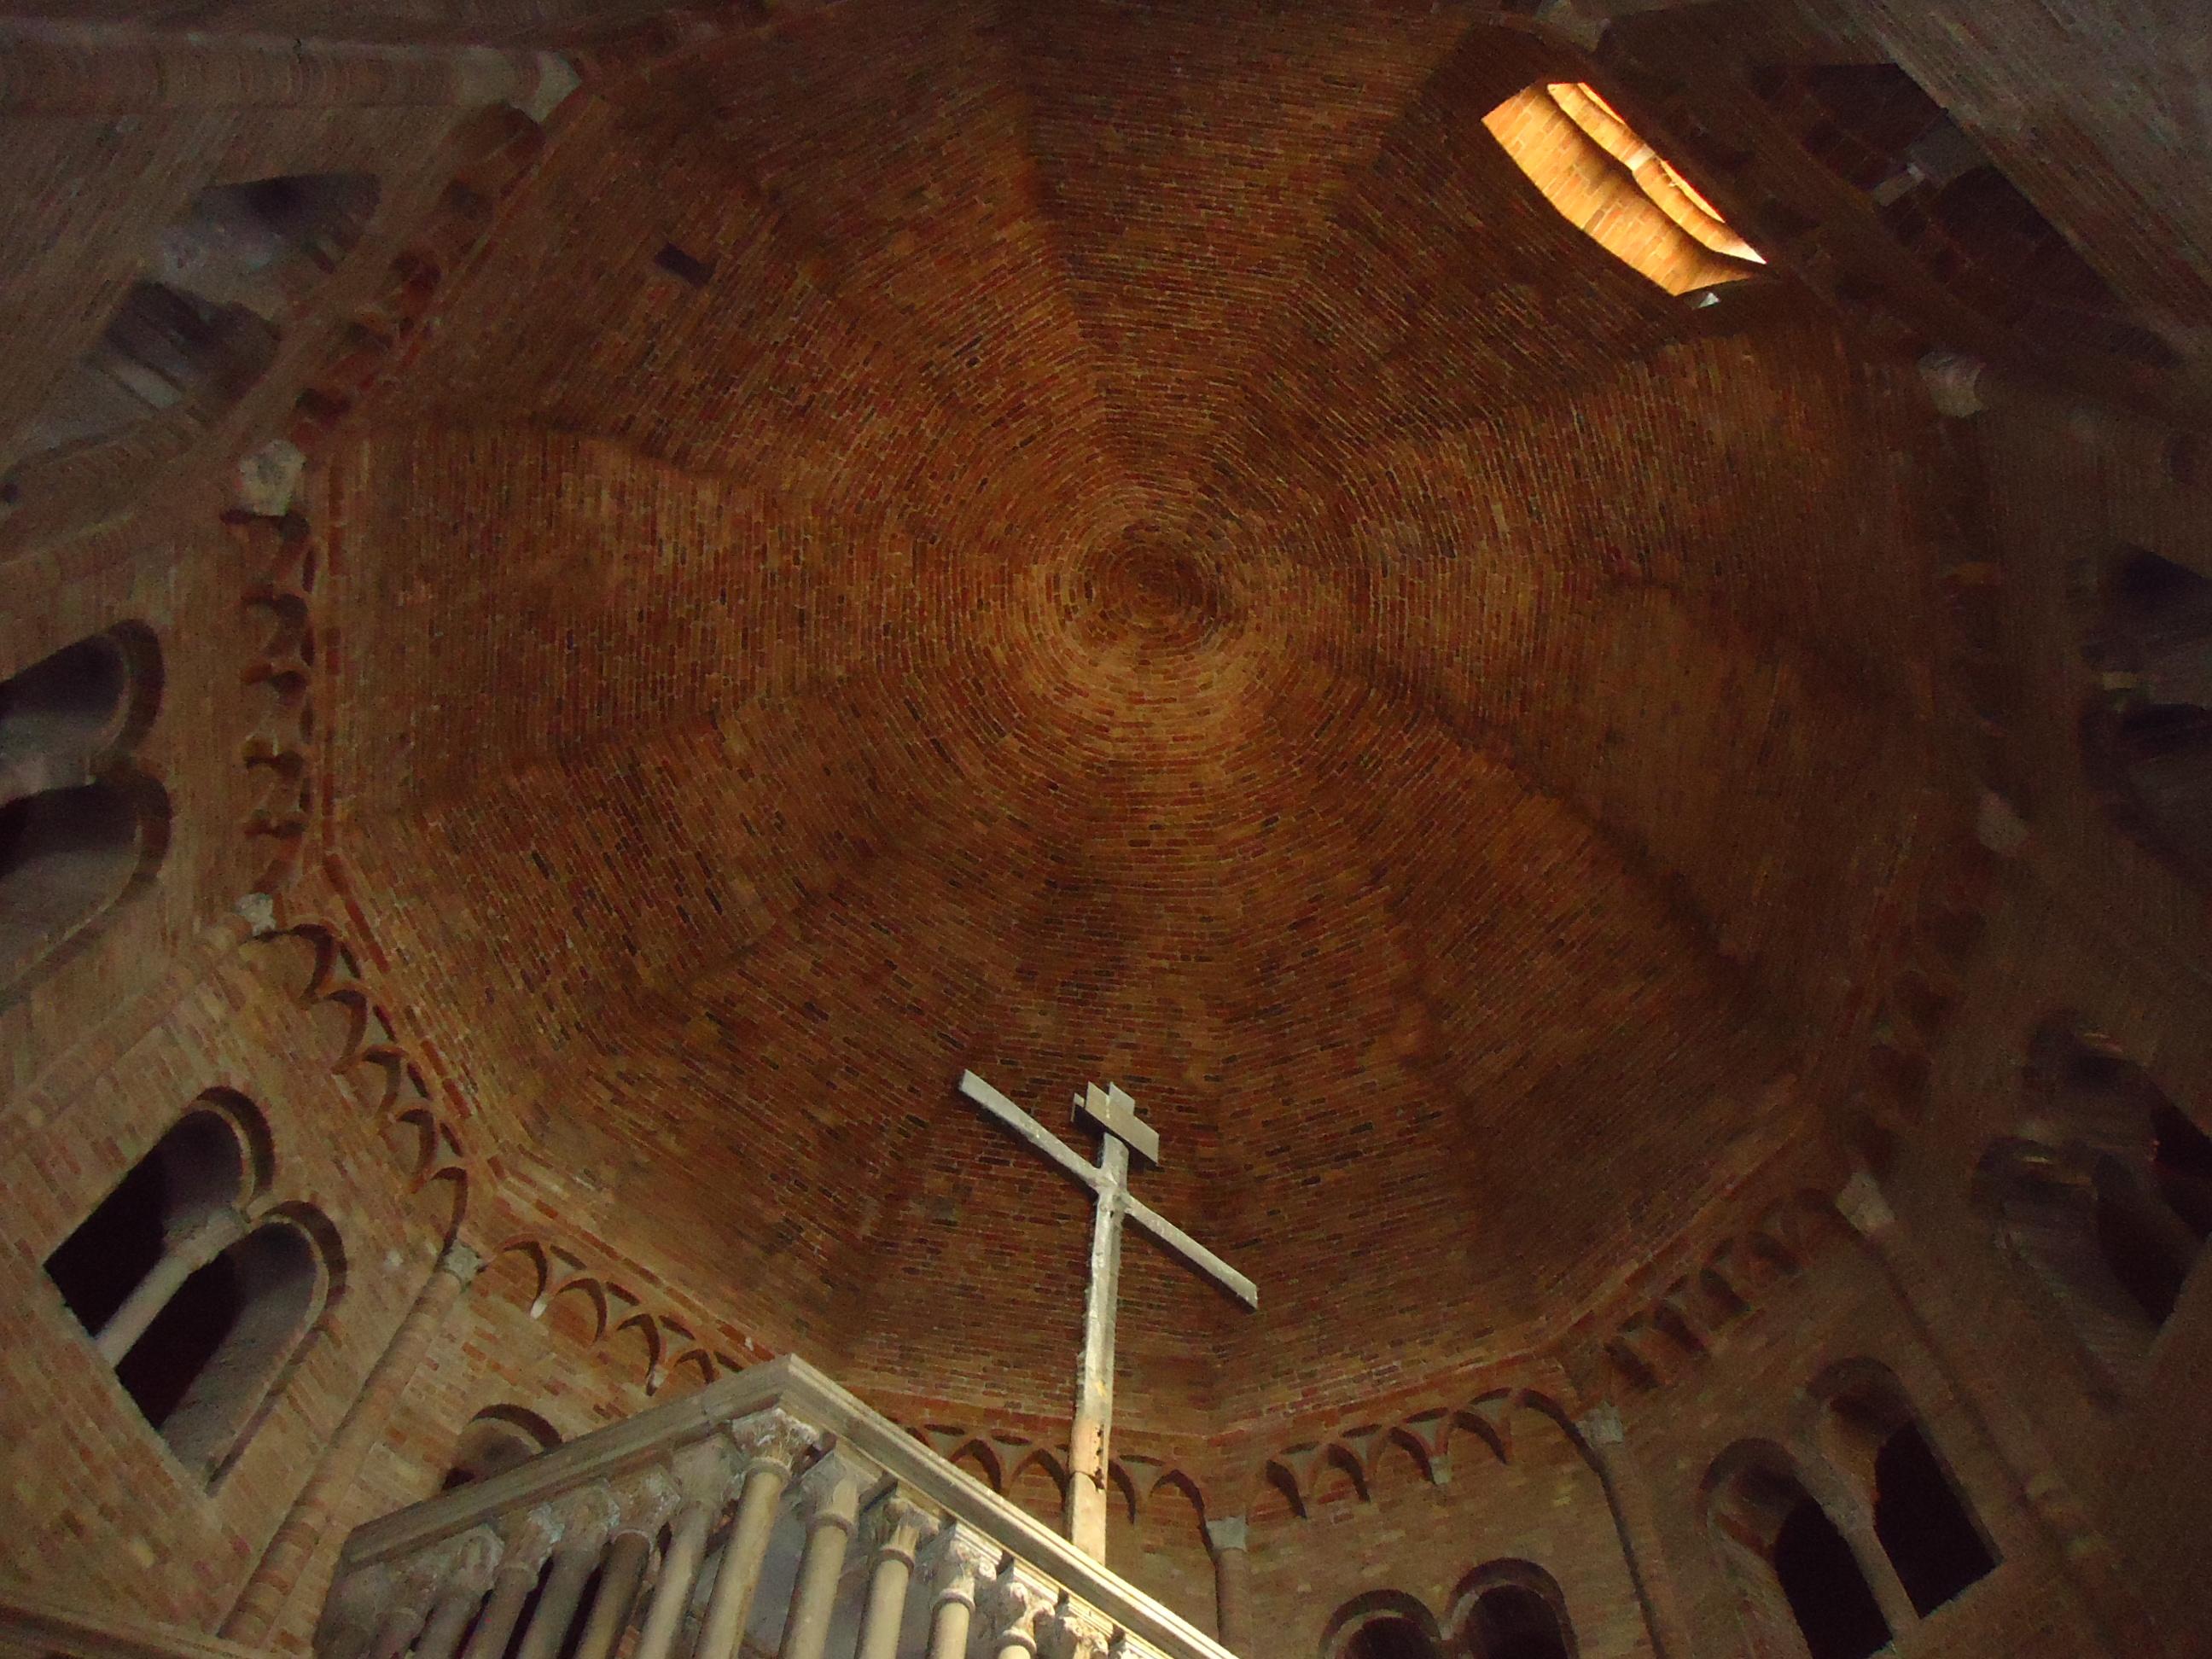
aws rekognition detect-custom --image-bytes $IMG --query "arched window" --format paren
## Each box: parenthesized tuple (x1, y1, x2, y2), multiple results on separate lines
(1324, 1592, 1443, 1659)
(40, 1095, 335, 1481)
(443, 1406, 562, 1491)
(1483, 81, 1765, 296)
(1813, 1362, 1996, 1617)
(5, 172, 378, 491)
(2076, 547, 2212, 878)
(1452, 1561, 1576, 1659)
(1705, 1445, 1890, 1659)
(0, 626, 166, 996)
(1980, 1022, 2209, 1390)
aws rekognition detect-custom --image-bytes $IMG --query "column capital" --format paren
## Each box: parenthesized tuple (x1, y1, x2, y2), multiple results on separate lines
(923, 1522, 999, 1608)
(981, 1569, 1041, 1655)
(670, 1436, 739, 1505)
(1039, 1599, 1111, 1659)
(610, 1466, 683, 1538)
(1202, 1516, 1248, 1555)
(1836, 1169, 1896, 1238)
(1575, 1402, 1626, 1448)
(796, 1448, 865, 1535)
(498, 1506, 565, 1575)
(1918, 350, 1988, 418)
(427, 1525, 505, 1598)
(725, 1406, 818, 1476)
(548, 1482, 620, 1555)
(438, 1243, 485, 1286)
(859, 1489, 936, 1563)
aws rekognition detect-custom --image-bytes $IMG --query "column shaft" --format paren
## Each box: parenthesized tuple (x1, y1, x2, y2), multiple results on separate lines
(781, 1501, 858, 1659)
(630, 1499, 715, 1659)
(853, 1548, 916, 1659)
(692, 1462, 791, 1659)
(510, 1542, 602, 1659)
(225, 1244, 480, 1643)
(925, 1595, 975, 1659)
(413, 1578, 491, 1659)
(457, 1563, 539, 1659)
(1212, 1544, 1251, 1655)
(568, 1530, 651, 1659)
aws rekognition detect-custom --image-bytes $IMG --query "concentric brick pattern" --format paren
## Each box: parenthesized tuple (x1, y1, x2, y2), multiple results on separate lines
(323, 1, 1954, 1431)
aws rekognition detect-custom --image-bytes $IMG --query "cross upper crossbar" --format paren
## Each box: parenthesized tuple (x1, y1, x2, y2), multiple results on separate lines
(959, 1069, 1256, 1308)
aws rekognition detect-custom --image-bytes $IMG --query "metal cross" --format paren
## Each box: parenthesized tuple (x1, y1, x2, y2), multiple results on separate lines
(958, 1068, 1257, 1561)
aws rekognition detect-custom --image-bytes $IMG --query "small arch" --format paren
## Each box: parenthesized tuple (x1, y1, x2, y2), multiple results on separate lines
(1323, 1591, 1443, 1659)
(1810, 1360, 1997, 1616)
(121, 1210, 338, 1481)
(1452, 1560, 1577, 1659)
(947, 1439, 1004, 1493)
(1, 627, 166, 997)
(44, 1103, 253, 1341)
(540, 1277, 609, 1347)
(1106, 1458, 1142, 1527)
(1703, 1441, 1890, 1659)
(442, 1405, 561, 1490)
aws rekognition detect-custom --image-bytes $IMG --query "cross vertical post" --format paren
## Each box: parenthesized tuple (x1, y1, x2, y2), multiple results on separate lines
(958, 1068, 1256, 1563)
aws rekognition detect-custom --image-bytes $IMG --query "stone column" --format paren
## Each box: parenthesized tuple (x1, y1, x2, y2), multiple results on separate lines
(853, 1492, 934, 1659)
(510, 1487, 617, 1659)
(629, 1442, 736, 1659)
(225, 1243, 483, 1644)
(96, 1208, 247, 1364)
(1202, 1518, 1251, 1654)
(781, 1452, 864, 1659)
(569, 1472, 675, 1659)
(692, 1411, 816, 1659)
(920, 1524, 994, 1659)
(1574, 1403, 1692, 1659)
(458, 1509, 562, 1659)
(411, 1531, 504, 1659)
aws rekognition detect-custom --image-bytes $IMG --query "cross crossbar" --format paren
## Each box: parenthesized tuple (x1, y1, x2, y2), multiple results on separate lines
(956, 1068, 1257, 1561)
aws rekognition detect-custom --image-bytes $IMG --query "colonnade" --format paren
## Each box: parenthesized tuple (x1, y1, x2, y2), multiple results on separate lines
(319, 1370, 1233, 1659)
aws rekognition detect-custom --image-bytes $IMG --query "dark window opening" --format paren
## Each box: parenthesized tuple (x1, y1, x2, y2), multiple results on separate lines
(116, 1245, 242, 1431)
(1773, 1499, 1890, 1659)
(1872, 1423, 1996, 1615)
(44, 1108, 247, 1342)
(0, 780, 148, 972)
(2151, 1103, 2212, 1242)
(1466, 1584, 1572, 1659)
(654, 242, 716, 288)
(21, 282, 280, 461)
(2093, 1160, 2193, 1327)
(125, 1220, 320, 1474)
(44, 1153, 172, 1336)
(1343, 1616, 1441, 1659)
(154, 173, 381, 317)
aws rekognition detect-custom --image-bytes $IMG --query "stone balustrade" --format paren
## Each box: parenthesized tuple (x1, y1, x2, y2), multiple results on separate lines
(317, 1357, 1233, 1659)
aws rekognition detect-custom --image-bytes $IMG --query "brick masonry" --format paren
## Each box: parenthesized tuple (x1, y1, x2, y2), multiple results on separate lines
(0, 3, 2208, 1658)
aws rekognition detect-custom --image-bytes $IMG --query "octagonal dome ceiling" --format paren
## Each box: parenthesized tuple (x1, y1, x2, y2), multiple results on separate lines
(322, 0, 1954, 1434)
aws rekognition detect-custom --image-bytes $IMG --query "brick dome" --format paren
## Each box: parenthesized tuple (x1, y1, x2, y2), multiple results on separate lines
(323, 0, 1954, 1435)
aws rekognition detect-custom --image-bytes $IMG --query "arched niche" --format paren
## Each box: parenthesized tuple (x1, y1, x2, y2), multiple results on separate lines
(2077, 547, 2212, 879)
(1323, 1591, 1442, 1659)
(118, 1207, 341, 1481)
(1451, 1560, 1577, 1659)
(43, 1097, 263, 1344)
(1810, 1360, 1996, 1617)
(442, 1404, 562, 1491)
(1703, 1441, 1891, 1659)
(0, 625, 166, 997)
(1980, 1021, 2211, 1391)
(4, 172, 380, 504)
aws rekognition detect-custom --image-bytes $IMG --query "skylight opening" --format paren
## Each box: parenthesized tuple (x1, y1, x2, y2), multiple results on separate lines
(1483, 80, 1767, 296)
